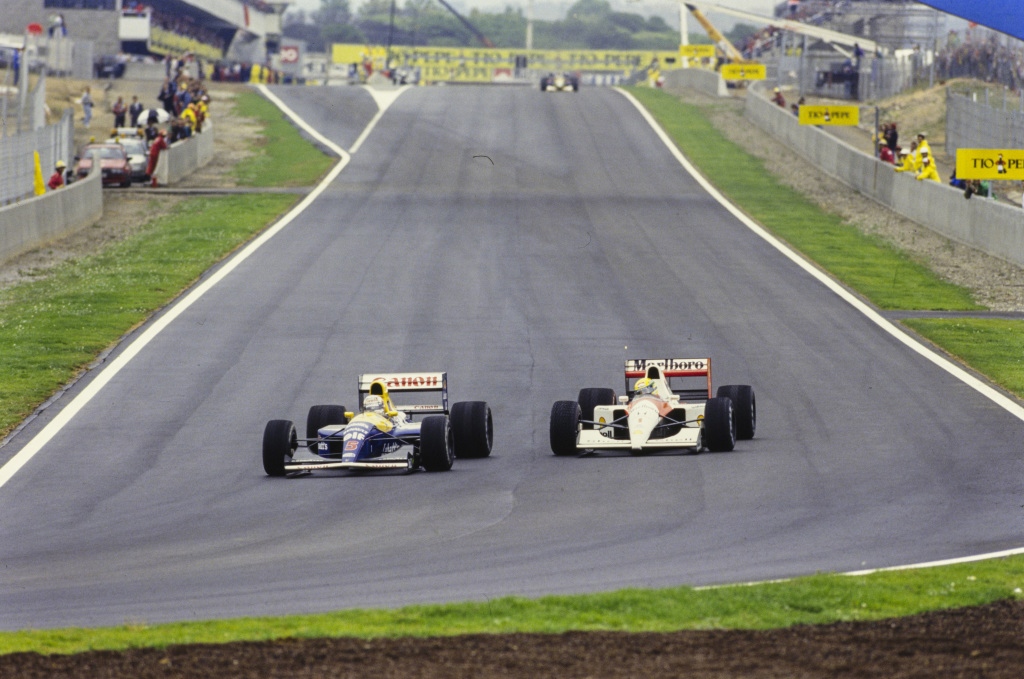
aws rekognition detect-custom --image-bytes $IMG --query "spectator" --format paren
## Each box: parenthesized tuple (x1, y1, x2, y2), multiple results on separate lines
(915, 132, 932, 162)
(894, 145, 916, 172)
(158, 78, 175, 115)
(144, 119, 159, 144)
(129, 95, 144, 127)
(963, 179, 991, 199)
(48, 160, 67, 190)
(949, 168, 966, 189)
(885, 123, 898, 153)
(771, 87, 786, 107)
(146, 130, 168, 184)
(181, 103, 197, 133)
(915, 150, 940, 182)
(878, 144, 894, 164)
(112, 96, 127, 128)
(80, 86, 93, 128)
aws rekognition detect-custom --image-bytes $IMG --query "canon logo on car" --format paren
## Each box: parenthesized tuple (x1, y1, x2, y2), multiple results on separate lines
(371, 375, 440, 388)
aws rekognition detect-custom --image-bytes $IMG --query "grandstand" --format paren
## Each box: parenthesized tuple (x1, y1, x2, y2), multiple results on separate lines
(0, 0, 287, 68)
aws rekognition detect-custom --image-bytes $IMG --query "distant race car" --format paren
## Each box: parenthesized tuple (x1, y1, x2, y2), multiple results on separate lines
(549, 358, 755, 455)
(540, 72, 579, 92)
(262, 372, 492, 476)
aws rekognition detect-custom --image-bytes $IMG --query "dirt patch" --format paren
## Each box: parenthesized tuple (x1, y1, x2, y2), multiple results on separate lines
(4, 598, 1023, 678)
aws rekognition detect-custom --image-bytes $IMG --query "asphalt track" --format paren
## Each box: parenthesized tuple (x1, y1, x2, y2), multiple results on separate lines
(1, 85, 1023, 631)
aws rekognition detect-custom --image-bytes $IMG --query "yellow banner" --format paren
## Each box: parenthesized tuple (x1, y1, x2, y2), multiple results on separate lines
(680, 44, 715, 58)
(798, 105, 859, 126)
(955, 149, 1024, 180)
(331, 43, 681, 82)
(720, 63, 765, 80)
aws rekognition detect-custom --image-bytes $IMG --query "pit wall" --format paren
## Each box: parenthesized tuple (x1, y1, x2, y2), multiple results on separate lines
(0, 163, 102, 264)
(154, 124, 215, 186)
(742, 84, 1024, 269)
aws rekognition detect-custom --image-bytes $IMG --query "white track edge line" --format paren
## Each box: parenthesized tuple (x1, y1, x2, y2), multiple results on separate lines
(0, 85, 394, 491)
(617, 87, 1024, 573)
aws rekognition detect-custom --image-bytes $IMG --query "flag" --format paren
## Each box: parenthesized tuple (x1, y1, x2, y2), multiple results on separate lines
(33, 151, 45, 195)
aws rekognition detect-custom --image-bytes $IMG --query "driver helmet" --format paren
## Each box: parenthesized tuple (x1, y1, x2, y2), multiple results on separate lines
(364, 395, 386, 414)
(634, 378, 656, 395)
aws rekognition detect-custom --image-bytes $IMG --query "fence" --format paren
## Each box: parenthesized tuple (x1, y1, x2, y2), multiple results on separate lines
(0, 72, 74, 206)
(945, 87, 1024, 157)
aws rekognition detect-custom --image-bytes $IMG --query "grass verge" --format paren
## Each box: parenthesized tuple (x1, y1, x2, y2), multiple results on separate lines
(0, 195, 296, 439)
(903, 318, 1024, 394)
(2, 555, 1022, 654)
(230, 90, 335, 187)
(627, 87, 981, 312)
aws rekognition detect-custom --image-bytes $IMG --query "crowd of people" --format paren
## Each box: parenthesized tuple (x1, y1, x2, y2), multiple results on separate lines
(935, 31, 1024, 92)
(55, 72, 212, 192)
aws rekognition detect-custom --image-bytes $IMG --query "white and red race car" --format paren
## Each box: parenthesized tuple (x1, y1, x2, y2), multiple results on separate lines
(549, 358, 755, 455)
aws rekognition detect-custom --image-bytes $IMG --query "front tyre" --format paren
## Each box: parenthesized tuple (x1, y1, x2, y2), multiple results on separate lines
(703, 397, 736, 452)
(263, 419, 297, 476)
(550, 400, 581, 456)
(420, 415, 454, 471)
(577, 388, 615, 430)
(716, 385, 756, 439)
(451, 401, 493, 458)
(306, 404, 348, 453)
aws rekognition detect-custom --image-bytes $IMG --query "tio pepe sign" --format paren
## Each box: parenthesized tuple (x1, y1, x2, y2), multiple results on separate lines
(955, 149, 1024, 180)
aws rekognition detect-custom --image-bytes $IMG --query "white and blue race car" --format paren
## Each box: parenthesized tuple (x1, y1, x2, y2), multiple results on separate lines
(262, 372, 492, 476)
(549, 358, 756, 455)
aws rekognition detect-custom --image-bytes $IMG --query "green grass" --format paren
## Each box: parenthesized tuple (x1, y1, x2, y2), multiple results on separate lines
(903, 318, 1024, 395)
(2, 555, 1021, 654)
(627, 87, 982, 312)
(229, 90, 335, 187)
(0, 195, 295, 437)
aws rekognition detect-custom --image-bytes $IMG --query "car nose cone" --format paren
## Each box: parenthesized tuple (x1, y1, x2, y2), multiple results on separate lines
(627, 399, 661, 450)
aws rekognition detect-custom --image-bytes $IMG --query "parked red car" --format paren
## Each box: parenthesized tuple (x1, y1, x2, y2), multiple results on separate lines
(75, 144, 132, 187)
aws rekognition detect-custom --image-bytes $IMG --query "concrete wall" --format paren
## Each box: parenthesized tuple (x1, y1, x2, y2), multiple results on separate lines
(154, 125, 215, 186)
(743, 85, 1024, 269)
(661, 68, 727, 99)
(0, 161, 102, 264)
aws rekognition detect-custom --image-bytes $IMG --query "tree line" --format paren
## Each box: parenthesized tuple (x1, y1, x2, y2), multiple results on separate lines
(283, 0, 757, 53)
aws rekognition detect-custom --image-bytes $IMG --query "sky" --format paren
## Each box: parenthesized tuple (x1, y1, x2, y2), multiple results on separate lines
(284, 0, 777, 31)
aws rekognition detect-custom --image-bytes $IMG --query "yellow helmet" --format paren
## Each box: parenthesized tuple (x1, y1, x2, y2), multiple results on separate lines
(634, 378, 656, 395)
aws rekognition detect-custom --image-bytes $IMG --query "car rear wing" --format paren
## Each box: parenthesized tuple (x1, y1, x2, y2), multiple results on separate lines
(357, 372, 449, 414)
(624, 358, 711, 399)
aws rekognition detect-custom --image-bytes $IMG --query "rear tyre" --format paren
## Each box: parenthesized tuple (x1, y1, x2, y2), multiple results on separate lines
(306, 404, 348, 453)
(716, 385, 756, 439)
(420, 415, 454, 471)
(451, 401, 493, 458)
(550, 400, 581, 456)
(577, 388, 616, 430)
(703, 397, 736, 452)
(262, 419, 297, 476)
